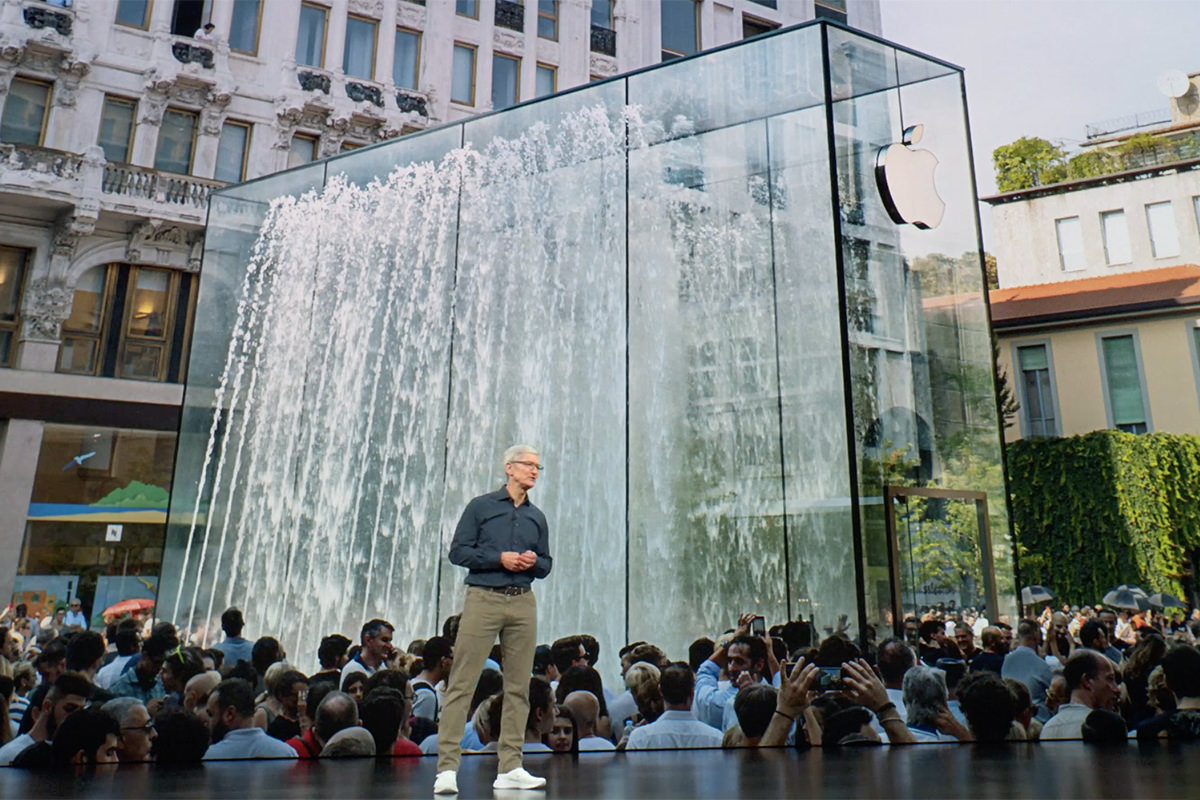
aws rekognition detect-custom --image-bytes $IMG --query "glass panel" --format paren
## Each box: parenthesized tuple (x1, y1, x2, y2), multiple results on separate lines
(99, 98, 135, 164)
(58, 338, 98, 373)
(491, 55, 519, 110)
(1102, 335, 1146, 426)
(288, 134, 317, 168)
(0, 330, 11, 367)
(343, 16, 377, 80)
(1146, 201, 1180, 258)
(535, 65, 555, 98)
(0, 248, 26, 321)
(115, 0, 149, 27)
(1017, 344, 1047, 371)
(215, 123, 249, 183)
(892, 493, 992, 624)
(538, 0, 557, 39)
(64, 267, 108, 333)
(452, 45, 475, 104)
(661, 0, 698, 56)
(127, 268, 171, 339)
(393, 29, 420, 90)
(591, 0, 613, 28)
(296, 4, 326, 67)
(1101, 210, 1130, 264)
(1055, 216, 1084, 271)
(1, 79, 50, 146)
(447, 81, 628, 675)
(120, 342, 164, 379)
(832, 40, 1016, 636)
(457, 0, 478, 16)
(155, 110, 197, 175)
(626, 27, 827, 659)
(229, 0, 261, 54)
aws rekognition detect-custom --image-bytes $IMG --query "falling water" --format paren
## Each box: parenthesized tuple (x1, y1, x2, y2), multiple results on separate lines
(165, 101, 861, 675)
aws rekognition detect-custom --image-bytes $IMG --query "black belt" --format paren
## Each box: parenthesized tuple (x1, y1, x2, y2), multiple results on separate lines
(474, 585, 531, 596)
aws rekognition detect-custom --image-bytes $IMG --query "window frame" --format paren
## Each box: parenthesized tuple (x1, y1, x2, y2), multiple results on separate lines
(98, 95, 138, 165)
(491, 52, 521, 110)
(296, 2, 330, 69)
(393, 27, 421, 90)
(451, 42, 478, 106)
(1096, 330, 1153, 434)
(535, 63, 556, 98)
(1145, 200, 1180, 259)
(742, 15, 777, 40)
(538, 0, 558, 40)
(1099, 208, 1130, 266)
(229, 0, 264, 56)
(660, 0, 700, 60)
(591, 0, 614, 30)
(288, 132, 320, 168)
(154, 107, 200, 175)
(58, 265, 118, 377)
(215, 120, 252, 183)
(1189, 321, 1200, 420)
(117, 266, 179, 382)
(456, 0, 479, 19)
(1012, 340, 1061, 439)
(343, 14, 380, 81)
(114, 0, 153, 30)
(0, 246, 30, 369)
(1, 77, 53, 147)
(1054, 215, 1085, 272)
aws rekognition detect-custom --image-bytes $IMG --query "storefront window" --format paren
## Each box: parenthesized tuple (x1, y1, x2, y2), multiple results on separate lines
(13, 424, 176, 628)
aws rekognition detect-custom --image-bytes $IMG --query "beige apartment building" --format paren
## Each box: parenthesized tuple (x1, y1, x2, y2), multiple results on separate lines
(991, 265, 1200, 443)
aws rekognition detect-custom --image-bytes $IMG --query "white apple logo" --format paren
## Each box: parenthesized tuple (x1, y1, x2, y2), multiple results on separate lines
(874, 124, 945, 230)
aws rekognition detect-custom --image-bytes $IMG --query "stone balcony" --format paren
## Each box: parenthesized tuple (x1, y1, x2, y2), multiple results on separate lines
(0, 142, 222, 225)
(101, 163, 222, 224)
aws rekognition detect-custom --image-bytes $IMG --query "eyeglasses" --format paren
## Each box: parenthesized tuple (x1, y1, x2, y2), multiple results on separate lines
(122, 722, 155, 734)
(510, 461, 545, 472)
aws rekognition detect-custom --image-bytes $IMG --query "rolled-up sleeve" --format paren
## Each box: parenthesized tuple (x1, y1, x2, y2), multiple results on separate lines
(531, 513, 552, 578)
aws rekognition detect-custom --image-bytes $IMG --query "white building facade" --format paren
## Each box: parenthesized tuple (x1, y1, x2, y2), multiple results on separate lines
(0, 0, 881, 622)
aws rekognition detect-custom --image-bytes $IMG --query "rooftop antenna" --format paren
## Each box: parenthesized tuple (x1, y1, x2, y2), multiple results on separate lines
(1157, 69, 1190, 99)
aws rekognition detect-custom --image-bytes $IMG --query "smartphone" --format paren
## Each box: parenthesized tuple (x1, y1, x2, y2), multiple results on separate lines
(751, 616, 766, 637)
(818, 667, 846, 692)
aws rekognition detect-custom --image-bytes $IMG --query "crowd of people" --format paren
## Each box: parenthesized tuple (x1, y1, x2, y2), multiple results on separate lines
(1, 597, 1198, 769)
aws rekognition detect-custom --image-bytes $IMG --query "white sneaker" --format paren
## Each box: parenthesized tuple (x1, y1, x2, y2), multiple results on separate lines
(493, 767, 547, 790)
(434, 770, 459, 795)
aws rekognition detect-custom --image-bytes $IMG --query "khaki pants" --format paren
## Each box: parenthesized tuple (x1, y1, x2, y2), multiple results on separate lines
(436, 586, 538, 773)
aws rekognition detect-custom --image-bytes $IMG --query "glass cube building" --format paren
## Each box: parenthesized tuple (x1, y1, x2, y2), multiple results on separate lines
(160, 22, 1017, 676)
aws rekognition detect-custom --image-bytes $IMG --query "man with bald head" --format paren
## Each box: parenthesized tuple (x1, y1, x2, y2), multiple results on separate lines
(184, 671, 221, 720)
(562, 691, 615, 752)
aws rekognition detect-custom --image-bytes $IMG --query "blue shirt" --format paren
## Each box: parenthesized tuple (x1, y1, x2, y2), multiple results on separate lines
(1001, 645, 1053, 711)
(214, 636, 255, 667)
(694, 661, 734, 730)
(626, 710, 724, 749)
(450, 486, 552, 588)
(204, 726, 297, 760)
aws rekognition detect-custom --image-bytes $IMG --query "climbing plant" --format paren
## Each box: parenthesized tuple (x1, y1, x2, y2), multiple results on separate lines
(1008, 431, 1200, 605)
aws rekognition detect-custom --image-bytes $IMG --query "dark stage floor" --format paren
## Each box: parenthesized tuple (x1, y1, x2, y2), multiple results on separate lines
(2, 742, 1197, 799)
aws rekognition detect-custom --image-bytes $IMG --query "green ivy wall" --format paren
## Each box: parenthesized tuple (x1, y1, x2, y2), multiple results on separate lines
(1009, 431, 1200, 605)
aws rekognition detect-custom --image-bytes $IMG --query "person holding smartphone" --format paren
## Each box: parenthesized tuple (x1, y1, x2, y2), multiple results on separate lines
(695, 613, 781, 732)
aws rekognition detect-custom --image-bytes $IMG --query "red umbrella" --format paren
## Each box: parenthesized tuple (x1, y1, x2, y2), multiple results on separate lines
(102, 598, 155, 617)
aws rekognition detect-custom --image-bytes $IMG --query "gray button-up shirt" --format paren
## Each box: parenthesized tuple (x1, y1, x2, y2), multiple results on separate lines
(450, 486, 552, 587)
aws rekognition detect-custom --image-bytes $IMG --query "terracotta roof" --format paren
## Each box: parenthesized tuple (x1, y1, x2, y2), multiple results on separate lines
(989, 265, 1200, 328)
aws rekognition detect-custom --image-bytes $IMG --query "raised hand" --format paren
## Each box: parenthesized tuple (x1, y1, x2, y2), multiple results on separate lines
(840, 658, 890, 712)
(778, 658, 819, 716)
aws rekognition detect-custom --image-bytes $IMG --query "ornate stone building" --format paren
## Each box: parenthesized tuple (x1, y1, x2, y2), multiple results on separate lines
(0, 0, 881, 620)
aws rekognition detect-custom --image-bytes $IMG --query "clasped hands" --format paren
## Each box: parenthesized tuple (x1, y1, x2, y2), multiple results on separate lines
(499, 550, 538, 572)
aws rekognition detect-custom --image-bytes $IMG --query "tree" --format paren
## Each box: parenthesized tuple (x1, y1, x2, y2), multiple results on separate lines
(992, 137, 1067, 192)
(1066, 148, 1118, 180)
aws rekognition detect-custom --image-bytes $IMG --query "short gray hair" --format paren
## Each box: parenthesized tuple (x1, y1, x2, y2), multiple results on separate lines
(503, 444, 539, 467)
(101, 696, 145, 727)
(902, 665, 948, 726)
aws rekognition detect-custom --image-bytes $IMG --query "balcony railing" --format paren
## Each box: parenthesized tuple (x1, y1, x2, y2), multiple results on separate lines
(495, 0, 524, 32)
(102, 164, 219, 208)
(22, 4, 73, 36)
(590, 25, 615, 57)
(0, 143, 83, 180)
(171, 40, 215, 69)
